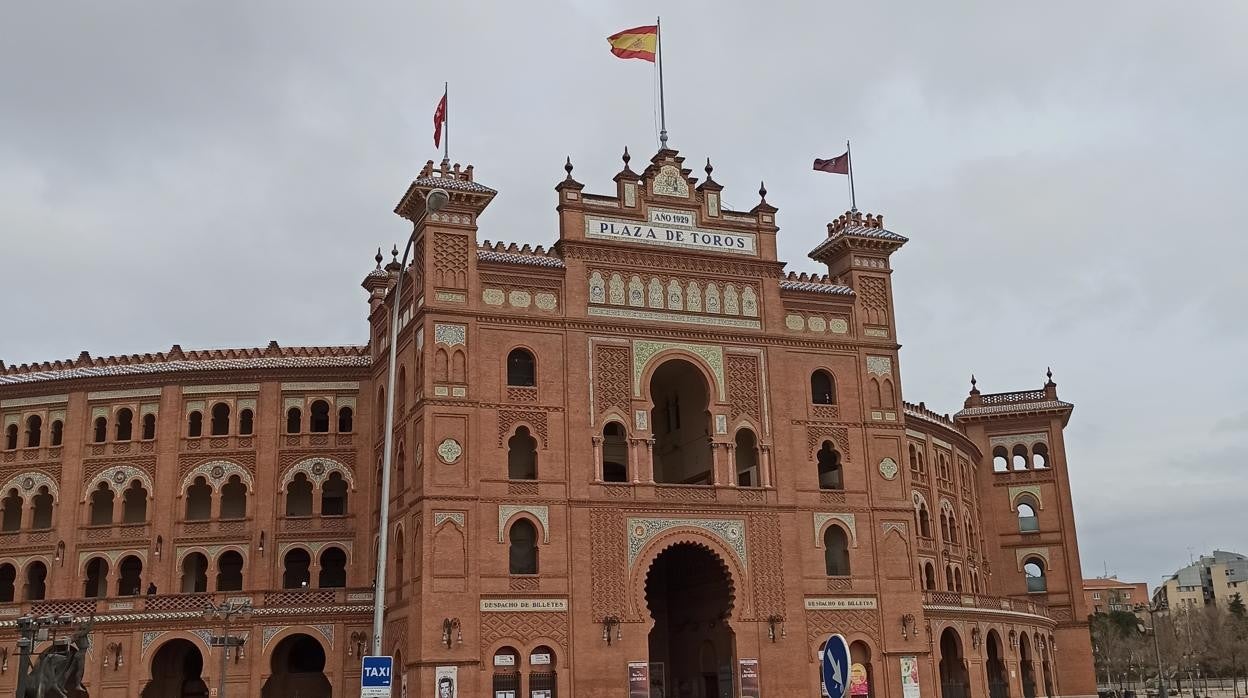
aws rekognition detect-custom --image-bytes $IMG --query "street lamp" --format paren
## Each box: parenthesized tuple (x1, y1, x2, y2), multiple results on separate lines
(14, 613, 75, 697)
(373, 186, 450, 658)
(1136, 601, 1169, 698)
(203, 600, 253, 698)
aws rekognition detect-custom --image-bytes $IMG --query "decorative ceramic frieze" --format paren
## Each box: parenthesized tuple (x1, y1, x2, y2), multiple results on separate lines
(498, 505, 550, 543)
(626, 517, 746, 569)
(632, 341, 725, 399)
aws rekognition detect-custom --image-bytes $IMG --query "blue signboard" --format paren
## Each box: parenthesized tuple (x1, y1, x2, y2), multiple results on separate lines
(362, 656, 393, 698)
(821, 634, 851, 698)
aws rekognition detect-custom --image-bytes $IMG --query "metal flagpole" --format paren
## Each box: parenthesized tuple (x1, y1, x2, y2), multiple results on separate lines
(657, 16, 668, 148)
(443, 82, 450, 163)
(846, 139, 857, 211)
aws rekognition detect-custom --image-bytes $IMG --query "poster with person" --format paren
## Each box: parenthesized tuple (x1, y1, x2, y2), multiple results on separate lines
(900, 656, 920, 698)
(435, 666, 458, 698)
(850, 662, 869, 696)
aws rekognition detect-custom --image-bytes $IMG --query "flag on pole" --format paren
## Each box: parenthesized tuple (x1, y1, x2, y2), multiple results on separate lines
(813, 152, 850, 174)
(607, 24, 659, 62)
(433, 90, 447, 149)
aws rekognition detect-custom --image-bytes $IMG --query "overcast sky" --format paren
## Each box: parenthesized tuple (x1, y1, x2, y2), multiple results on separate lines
(2, 2, 1245, 589)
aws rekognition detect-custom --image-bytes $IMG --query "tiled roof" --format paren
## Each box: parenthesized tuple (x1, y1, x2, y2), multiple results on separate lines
(808, 224, 909, 258)
(954, 399, 1073, 417)
(779, 280, 854, 296)
(476, 249, 566, 268)
(409, 176, 496, 195)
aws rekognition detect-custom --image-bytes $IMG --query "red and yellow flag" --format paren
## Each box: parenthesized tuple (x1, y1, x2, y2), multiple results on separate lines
(607, 25, 658, 62)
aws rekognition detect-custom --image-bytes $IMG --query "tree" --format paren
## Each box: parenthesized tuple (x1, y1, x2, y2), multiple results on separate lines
(1231, 593, 1246, 619)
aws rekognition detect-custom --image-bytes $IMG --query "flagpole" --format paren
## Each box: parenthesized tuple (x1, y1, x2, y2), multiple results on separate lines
(443, 82, 450, 163)
(846, 139, 857, 211)
(657, 16, 668, 148)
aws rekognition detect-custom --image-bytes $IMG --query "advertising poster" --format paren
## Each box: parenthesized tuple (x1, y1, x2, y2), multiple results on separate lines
(531, 692, 552, 698)
(739, 658, 760, 698)
(900, 656, 920, 698)
(850, 663, 869, 696)
(435, 666, 458, 698)
(628, 661, 651, 698)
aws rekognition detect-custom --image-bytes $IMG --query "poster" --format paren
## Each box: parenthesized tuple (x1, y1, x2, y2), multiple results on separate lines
(900, 656, 920, 698)
(435, 666, 458, 698)
(495, 693, 515, 698)
(850, 663, 869, 696)
(628, 661, 651, 698)
(531, 692, 552, 698)
(739, 658, 760, 698)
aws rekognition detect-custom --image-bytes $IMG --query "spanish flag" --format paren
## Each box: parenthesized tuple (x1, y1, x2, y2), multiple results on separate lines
(607, 24, 659, 62)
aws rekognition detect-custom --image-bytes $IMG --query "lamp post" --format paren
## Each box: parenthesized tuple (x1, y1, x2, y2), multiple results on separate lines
(14, 613, 75, 697)
(1137, 602, 1169, 698)
(203, 600, 253, 698)
(372, 187, 449, 658)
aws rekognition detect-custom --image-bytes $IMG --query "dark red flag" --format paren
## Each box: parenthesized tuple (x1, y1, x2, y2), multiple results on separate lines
(814, 152, 849, 174)
(433, 91, 447, 148)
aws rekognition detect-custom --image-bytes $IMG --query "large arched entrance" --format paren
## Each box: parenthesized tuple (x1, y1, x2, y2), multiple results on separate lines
(261, 633, 331, 698)
(986, 630, 1010, 698)
(646, 543, 735, 698)
(141, 639, 209, 698)
(938, 628, 969, 698)
(649, 359, 713, 485)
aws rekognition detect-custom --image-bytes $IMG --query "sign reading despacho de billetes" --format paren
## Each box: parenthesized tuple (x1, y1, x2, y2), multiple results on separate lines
(479, 598, 569, 612)
(584, 209, 757, 256)
(804, 597, 879, 610)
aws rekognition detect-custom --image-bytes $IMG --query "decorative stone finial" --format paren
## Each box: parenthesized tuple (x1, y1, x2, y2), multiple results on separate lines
(705, 158, 714, 179)
(622, 147, 631, 166)
(1045, 367, 1056, 388)
(374, 248, 384, 268)
(969, 374, 979, 395)
(391, 245, 399, 262)
(564, 156, 574, 178)
(759, 181, 768, 202)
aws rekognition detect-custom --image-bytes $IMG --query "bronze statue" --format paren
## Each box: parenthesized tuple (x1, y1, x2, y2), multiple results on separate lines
(22, 620, 91, 698)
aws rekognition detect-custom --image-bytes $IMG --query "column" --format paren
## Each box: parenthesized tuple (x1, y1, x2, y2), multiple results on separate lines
(113, 488, 126, 525)
(591, 436, 603, 482)
(710, 441, 726, 485)
(759, 445, 773, 488)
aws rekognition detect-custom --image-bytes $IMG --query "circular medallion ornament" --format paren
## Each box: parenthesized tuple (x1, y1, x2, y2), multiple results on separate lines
(21, 477, 35, 491)
(632, 525, 646, 539)
(437, 439, 462, 464)
(112, 469, 127, 485)
(311, 461, 326, 477)
(210, 464, 226, 480)
(879, 457, 899, 480)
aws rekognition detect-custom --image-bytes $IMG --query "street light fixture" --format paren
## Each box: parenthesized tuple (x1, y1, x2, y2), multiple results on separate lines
(203, 600, 253, 698)
(1136, 601, 1169, 698)
(373, 187, 450, 658)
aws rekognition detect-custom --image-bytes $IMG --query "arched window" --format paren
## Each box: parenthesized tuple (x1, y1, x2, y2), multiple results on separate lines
(945, 565, 955, 591)
(939, 512, 950, 542)
(817, 441, 843, 490)
(337, 406, 354, 433)
(601, 422, 628, 483)
(186, 412, 202, 438)
(395, 444, 406, 490)
(117, 555, 143, 596)
(1032, 443, 1049, 469)
(49, 420, 63, 446)
(84, 557, 109, 598)
(285, 473, 314, 516)
(992, 446, 1008, 473)
(122, 480, 147, 523)
(1017, 498, 1039, 532)
(971, 570, 980, 594)
(286, 407, 302, 434)
(25, 415, 42, 448)
(0, 563, 14, 602)
(141, 413, 156, 440)
(282, 548, 311, 589)
(181, 552, 208, 593)
(31, 486, 53, 529)
(1, 489, 22, 531)
(954, 567, 964, 593)
(908, 444, 919, 473)
(396, 368, 407, 414)
(508, 519, 538, 575)
(238, 409, 253, 436)
(3, 424, 16, 450)
(529, 645, 558, 696)
(811, 370, 836, 404)
(924, 562, 937, 591)
(507, 427, 537, 480)
(506, 348, 536, 387)
(210, 403, 230, 436)
(1024, 558, 1047, 593)
(375, 388, 386, 439)
(185, 476, 212, 521)
(823, 525, 850, 576)
(89, 482, 115, 526)
(321, 472, 348, 516)
(493, 646, 521, 695)
(115, 409, 133, 441)
(319, 547, 347, 588)
(217, 551, 244, 592)
(24, 561, 47, 601)
(734, 429, 759, 487)
(966, 518, 977, 549)
(309, 400, 330, 433)
(1012, 445, 1029, 471)
(394, 528, 405, 598)
(220, 475, 246, 519)
(916, 502, 932, 539)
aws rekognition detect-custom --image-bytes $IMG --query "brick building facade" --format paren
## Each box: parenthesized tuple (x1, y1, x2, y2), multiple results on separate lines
(0, 148, 1096, 697)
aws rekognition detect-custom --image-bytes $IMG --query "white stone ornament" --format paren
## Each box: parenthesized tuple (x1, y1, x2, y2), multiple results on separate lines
(879, 457, 899, 480)
(437, 439, 463, 464)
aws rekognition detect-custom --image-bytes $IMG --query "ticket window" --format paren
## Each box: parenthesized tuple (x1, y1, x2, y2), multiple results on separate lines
(493, 647, 521, 698)
(528, 646, 557, 698)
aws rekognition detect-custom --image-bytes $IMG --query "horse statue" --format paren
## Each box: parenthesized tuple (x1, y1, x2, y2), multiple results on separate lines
(24, 619, 92, 698)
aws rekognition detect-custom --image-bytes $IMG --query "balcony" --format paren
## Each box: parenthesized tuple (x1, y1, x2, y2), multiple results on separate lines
(81, 521, 151, 543)
(0, 587, 376, 624)
(176, 517, 253, 537)
(917, 536, 936, 554)
(181, 435, 254, 452)
(279, 433, 354, 450)
(278, 514, 353, 533)
(86, 440, 155, 457)
(922, 591, 1054, 621)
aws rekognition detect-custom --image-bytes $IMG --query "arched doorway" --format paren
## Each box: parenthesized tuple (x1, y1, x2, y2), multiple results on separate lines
(261, 633, 331, 698)
(939, 628, 969, 698)
(649, 360, 713, 485)
(646, 543, 735, 698)
(850, 640, 875, 698)
(1020, 633, 1038, 698)
(986, 630, 1010, 698)
(141, 639, 209, 698)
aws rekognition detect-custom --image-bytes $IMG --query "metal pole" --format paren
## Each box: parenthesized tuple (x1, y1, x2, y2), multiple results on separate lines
(1152, 608, 1166, 698)
(656, 15, 667, 148)
(846, 139, 857, 211)
(15, 633, 31, 698)
(218, 614, 230, 698)
(371, 188, 447, 658)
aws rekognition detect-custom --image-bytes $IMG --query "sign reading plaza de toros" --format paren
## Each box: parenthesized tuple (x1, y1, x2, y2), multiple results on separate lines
(584, 209, 758, 255)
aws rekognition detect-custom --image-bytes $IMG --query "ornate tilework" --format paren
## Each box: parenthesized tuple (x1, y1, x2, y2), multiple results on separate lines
(651, 165, 690, 197)
(588, 306, 761, 330)
(879, 457, 899, 480)
(534, 293, 557, 310)
(434, 324, 466, 347)
(508, 290, 532, 308)
(634, 410, 648, 431)
(483, 288, 505, 305)
(632, 341, 725, 399)
(179, 460, 254, 493)
(626, 517, 746, 569)
(498, 505, 550, 543)
(866, 356, 893, 377)
(282, 457, 354, 489)
(434, 511, 465, 528)
(85, 465, 153, 499)
(829, 318, 849, 334)
(1, 470, 59, 500)
(437, 439, 462, 463)
(813, 513, 858, 547)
